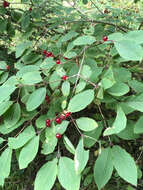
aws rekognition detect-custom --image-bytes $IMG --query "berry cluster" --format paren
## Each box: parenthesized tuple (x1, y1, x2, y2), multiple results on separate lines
(45, 111, 71, 139)
(43, 50, 54, 58)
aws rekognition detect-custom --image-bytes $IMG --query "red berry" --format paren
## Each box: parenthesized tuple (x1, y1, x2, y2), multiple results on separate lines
(46, 52, 53, 57)
(60, 114, 66, 120)
(29, 7, 32, 11)
(65, 112, 71, 118)
(45, 94, 50, 103)
(6, 65, 10, 70)
(43, 50, 47, 55)
(46, 119, 51, 127)
(62, 75, 68, 80)
(64, 57, 69, 60)
(56, 118, 61, 124)
(3, 1, 10, 8)
(103, 36, 108, 42)
(56, 133, 62, 139)
(56, 59, 61, 64)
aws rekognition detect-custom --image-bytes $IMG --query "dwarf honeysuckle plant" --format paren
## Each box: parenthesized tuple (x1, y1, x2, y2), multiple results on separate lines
(0, 0, 143, 189)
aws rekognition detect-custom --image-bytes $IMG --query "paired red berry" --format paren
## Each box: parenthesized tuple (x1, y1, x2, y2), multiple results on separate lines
(6, 65, 10, 70)
(64, 57, 69, 60)
(43, 50, 47, 55)
(46, 119, 51, 127)
(62, 75, 68, 80)
(29, 7, 32, 11)
(3, 1, 10, 8)
(45, 94, 50, 103)
(56, 133, 62, 139)
(103, 36, 108, 42)
(60, 114, 66, 120)
(56, 59, 61, 64)
(46, 52, 54, 58)
(65, 112, 71, 118)
(56, 118, 61, 124)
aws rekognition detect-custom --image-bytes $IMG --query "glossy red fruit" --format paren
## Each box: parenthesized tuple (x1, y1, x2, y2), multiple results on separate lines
(56, 133, 62, 139)
(29, 7, 32, 11)
(65, 112, 71, 118)
(56, 59, 61, 64)
(103, 36, 108, 42)
(46, 52, 53, 57)
(46, 119, 51, 127)
(6, 65, 10, 70)
(3, 1, 10, 8)
(62, 75, 68, 80)
(56, 118, 61, 124)
(64, 57, 69, 60)
(43, 50, 47, 55)
(45, 94, 50, 103)
(60, 114, 66, 120)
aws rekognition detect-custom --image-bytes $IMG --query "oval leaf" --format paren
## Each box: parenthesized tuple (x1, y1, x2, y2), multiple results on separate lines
(26, 87, 46, 111)
(94, 148, 113, 190)
(68, 90, 94, 113)
(58, 157, 81, 190)
(34, 158, 57, 190)
(19, 135, 39, 169)
(76, 117, 98, 131)
(74, 138, 89, 174)
(112, 145, 137, 186)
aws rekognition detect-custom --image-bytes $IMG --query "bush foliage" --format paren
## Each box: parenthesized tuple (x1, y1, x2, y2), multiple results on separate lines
(0, 0, 143, 189)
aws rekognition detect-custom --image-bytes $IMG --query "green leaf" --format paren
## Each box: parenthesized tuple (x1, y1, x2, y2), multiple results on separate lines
(19, 135, 39, 169)
(126, 93, 143, 112)
(8, 125, 35, 149)
(74, 35, 96, 45)
(55, 120, 69, 134)
(74, 138, 89, 174)
(0, 137, 4, 145)
(94, 148, 113, 190)
(41, 127, 57, 155)
(124, 30, 143, 44)
(114, 40, 143, 61)
(101, 67, 115, 90)
(58, 157, 81, 190)
(112, 145, 137, 186)
(36, 114, 47, 129)
(0, 147, 12, 182)
(16, 41, 32, 58)
(68, 90, 94, 113)
(34, 158, 57, 190)
(0, 101, 13, 116)
(107, 82, 129, 96)
(84, 122, 103, 148)
(49, 71, 61, 90)
(81, 65, 92, 79)
(61, 81, 70, 97)
(117, 120, 139, 140)
(75, 81, 86, 94)
(104, 106, 127, 136)
(62, 31, 78, 42)
(64, 51, 77, 59)
(21, 71, 42, 85)
(134, 116, 143, 134)
(128, 80, 143, 93)
(76, 117, 98, 131)
(40, 57, 56, 70)
(26, 87, 46, 111)
(63, 136, 75, 155)
(4, 103, 21, 128)
(0, 85, 16, 103)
